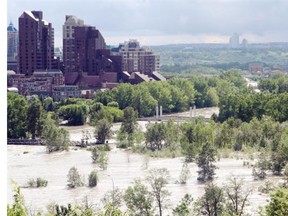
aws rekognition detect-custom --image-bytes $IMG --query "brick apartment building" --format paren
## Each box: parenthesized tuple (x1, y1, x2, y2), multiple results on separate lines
(117, 39, 160, 76)
(18, 11, 59, 76)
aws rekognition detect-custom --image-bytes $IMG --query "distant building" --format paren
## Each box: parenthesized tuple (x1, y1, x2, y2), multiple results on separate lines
(249, 63, 264, 73)
(229, 33, 240, 48)
(117, 39, 160, 76)
(7, 22, 18, 72)
(8, 69, 65, 97)
(241, 38, 248, 48)
(18, 11, 58, 76)
(52, 85, 81, 101)
(63, 15, 122, 88)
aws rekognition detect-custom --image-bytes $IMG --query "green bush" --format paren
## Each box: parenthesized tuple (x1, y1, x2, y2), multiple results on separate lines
(27, 177, 48, 188)
(88, 170, 98, 187)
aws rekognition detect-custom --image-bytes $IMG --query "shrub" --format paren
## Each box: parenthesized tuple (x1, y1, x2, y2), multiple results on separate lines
(27, 177, 48, 188)
(67, 166, 84, 188)
(88, 170, 98, 187)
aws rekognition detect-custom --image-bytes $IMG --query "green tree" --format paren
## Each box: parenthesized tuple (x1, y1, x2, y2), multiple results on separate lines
(7, 93, 28, 138)
(120, 107, 138, 135)
(196, 142, 217, 182)
(172, 194, 193, 216)
(43, 96, 55, 112)
(88, 170, 98, 187)
(118, 107, 139, 148)
(98, 149, 108, 170)
(27, 95, 45, 139)
(58, 104, 88, 125)
(94, 118, 113, 144)
(194, 183, 224, 216)
(178, 162, 190, 184)
(91, 147, 99, 163)
(146, 168, 170, 216)
(145, 122, 167, 151)
(42, 114, 70, 153)
(124, 179, 154, 216)
(265, 188, 288, 216)
(102, 187, 123, 212)
(67, 167, 84, 188)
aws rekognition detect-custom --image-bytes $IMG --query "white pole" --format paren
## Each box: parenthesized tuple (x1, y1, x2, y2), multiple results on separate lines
(156, 105, 159, 119)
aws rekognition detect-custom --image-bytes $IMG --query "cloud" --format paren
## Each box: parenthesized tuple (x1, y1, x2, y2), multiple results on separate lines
(7, 0, 288, 46)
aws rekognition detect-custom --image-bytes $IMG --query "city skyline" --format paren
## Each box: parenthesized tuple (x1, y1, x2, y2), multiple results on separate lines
(7, 0, 288, 47)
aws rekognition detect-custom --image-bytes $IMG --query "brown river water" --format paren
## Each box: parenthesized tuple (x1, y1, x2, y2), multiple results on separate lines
(7, 143, 277, 215)
(7, 109, 279, 215)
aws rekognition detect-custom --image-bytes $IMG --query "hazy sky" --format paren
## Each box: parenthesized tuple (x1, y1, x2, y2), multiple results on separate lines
(7, 0, 288, 47)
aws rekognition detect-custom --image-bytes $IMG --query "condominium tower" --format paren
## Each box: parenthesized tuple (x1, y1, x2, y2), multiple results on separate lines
(18, 11, 57, 75)
(118, 39, 160, 76)
(7, 22, 18, 62)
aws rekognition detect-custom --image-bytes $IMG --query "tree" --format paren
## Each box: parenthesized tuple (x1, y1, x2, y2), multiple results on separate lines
(88, 170, 98, 187)
(67, 167, 84, 188)
(58, 104, 88, 125)
(124, 179, 154, 216)
(94, 118, 113, 144)
(172, 194, 193, 216)
(225, 176, 251, 216)
(196, 142, 217, 182)
(146, 168, 170, 216)
(42, 114, 70, 152)
(265, 188, 288, 216)
(102, 187, 123, 212)
(27, 95, 45, 139)
(194, 183, 224, 216)
(7, 93, 28, 138)
(118, 107, 139, 148)
(145, 122, 167, 151)
(98, 149, 108, 170)
(121, 107, 138, 134)
(43, 96, 55, 112)
(91, 147, 99, 163)
(178, 162, 190, 184)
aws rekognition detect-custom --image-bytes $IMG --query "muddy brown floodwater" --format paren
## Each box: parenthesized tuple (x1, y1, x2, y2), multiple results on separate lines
(7, 108, 280, 215)
(7, 144, 280, 215)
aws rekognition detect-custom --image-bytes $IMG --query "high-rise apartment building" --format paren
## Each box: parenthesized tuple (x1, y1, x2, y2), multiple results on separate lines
(63, 15, 121, 87)
(229, 33, 240, 48)
(7, 22, 18, 62)
(62, 15, 85, 75)
(118, 39, 160, 75)
(18, 11, 56, 75)
(7, 22, 18, 72)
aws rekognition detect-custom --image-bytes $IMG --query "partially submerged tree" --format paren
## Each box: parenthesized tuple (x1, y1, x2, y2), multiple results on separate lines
(67, 167, 84, 188)
(146, 168, 170, 216)
(196, 142, 217, 182)
(225, 176, 251, 216)
(194, 183, 224, 216)
(124, 179, 154, 216)
(91, 147, 99, 164)
(94, 118, 113, 144)
(88, 170, 98, 187)
(43, 114, 70, 153)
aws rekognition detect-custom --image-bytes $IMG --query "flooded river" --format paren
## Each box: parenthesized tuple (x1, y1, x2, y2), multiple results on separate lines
(7, 110, 276, 215)
(8, 144, 275, 215)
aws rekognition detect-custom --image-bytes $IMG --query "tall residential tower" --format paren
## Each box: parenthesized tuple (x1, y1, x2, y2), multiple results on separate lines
(7, 22, 18, 71)
(18, 11, 57, 75)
